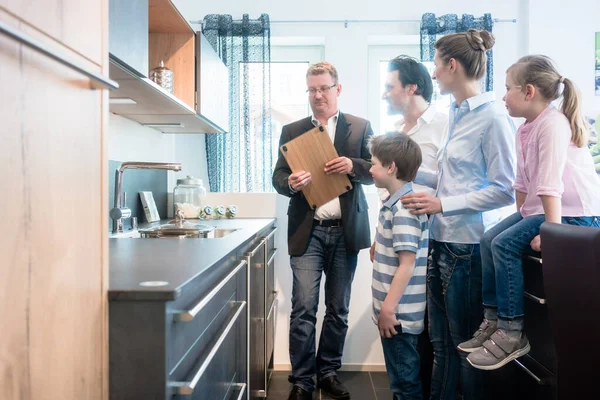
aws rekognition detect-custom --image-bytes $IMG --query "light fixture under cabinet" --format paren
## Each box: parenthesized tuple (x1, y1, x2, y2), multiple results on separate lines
(109, 97, 137, 105)
(141, 123, 185, 129)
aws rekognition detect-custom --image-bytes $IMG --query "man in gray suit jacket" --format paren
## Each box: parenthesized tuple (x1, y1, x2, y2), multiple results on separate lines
(272, 62, 374, 400)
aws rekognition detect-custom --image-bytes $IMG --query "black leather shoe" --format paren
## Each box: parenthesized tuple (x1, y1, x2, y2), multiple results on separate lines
(287, 385, 312, 400)
(317, 375, 350, 399)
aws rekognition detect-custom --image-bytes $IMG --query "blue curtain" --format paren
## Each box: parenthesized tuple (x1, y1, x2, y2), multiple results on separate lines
(202, 14, 272, 192)
(420, 13, 494, 92)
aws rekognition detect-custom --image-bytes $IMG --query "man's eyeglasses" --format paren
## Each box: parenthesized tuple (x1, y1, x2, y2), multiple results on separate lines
(306, 84, 337, 95)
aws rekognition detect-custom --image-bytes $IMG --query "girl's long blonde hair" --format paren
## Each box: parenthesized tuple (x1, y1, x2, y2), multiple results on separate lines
(508, 55, 588, 147)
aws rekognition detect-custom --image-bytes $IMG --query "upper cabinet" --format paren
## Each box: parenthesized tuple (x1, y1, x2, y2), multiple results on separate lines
(196, 32, 229, 133)
(108, 0, 229, 134)
(109, 0, 148, 75)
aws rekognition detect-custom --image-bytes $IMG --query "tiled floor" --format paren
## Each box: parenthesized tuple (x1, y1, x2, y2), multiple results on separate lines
(266, 371, 394, 400)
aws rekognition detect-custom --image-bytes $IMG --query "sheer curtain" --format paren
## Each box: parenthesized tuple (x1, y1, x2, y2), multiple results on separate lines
(203, 14, 272, 192)
(420, 13, 494, 92)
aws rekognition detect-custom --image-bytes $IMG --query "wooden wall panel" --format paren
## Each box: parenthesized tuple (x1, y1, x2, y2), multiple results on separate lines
(0, 2, 108, 399)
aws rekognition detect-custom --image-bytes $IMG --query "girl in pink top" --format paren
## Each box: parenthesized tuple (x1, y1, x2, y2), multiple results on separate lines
(458, 55, 600, 371)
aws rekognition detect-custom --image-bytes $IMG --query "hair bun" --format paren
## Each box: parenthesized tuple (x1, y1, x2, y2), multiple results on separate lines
(466, 29, 495, 52)
(478, 30, 496, 50)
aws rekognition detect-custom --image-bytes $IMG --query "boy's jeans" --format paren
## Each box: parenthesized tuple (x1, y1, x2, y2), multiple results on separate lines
(481, 212, 600, 331)
(381, 329, 423, 400)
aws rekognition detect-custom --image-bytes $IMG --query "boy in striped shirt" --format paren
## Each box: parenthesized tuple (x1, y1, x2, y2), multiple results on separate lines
(369, 133, 429, 399)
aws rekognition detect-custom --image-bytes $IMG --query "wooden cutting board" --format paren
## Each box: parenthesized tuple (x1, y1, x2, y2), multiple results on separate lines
(280, 125, 352, 209)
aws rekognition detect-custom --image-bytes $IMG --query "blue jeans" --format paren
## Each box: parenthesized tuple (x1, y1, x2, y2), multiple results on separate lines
(381, 330, 423, 400)
(481, 212, 600, 331)
(428, 240, 484, 400)
(288, 226, 358, 392)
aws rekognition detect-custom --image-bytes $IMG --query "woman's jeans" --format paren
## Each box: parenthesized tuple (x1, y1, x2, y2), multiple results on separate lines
(427, 240, 484, 400)
(481, 212, 600, 331)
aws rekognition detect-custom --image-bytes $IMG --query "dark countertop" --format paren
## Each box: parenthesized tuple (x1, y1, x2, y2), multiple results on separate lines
(109, 218, 276, 301)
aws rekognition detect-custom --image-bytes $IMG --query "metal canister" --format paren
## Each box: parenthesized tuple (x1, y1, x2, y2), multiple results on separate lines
(150, 60, 174, 94)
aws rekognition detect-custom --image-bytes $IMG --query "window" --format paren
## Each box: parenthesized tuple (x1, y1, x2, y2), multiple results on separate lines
(269, 46, 323, 171)
(234, 46, 323, 192)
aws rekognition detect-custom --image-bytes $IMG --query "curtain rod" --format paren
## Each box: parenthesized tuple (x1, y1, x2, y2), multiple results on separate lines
(192, 18, 517, 28)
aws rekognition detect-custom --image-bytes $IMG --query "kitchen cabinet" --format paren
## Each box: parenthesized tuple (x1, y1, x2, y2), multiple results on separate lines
(248, 229, 278, 398)
(109, 0, 148, 75)
(107, 0, 228, 134)
(109, 219, 277, 400)
(196, 32, 229, 132)
(0, 2, 111, 398)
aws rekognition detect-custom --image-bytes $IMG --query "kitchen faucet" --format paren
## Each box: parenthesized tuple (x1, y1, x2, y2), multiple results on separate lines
(110, 161, 182, 233)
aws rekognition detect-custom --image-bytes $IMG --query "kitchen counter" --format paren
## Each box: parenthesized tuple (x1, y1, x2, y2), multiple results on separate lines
(109, 218, 276, 301)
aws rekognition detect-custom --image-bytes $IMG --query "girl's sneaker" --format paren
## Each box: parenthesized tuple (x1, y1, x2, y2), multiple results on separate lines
(467, 329, 530, 370)
(457, 319, 497, 353)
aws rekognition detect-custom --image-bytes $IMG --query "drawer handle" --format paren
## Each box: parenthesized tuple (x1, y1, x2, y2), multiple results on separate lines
(264, 227, 278, 241)
(267, 249, 277, 266)
(524, 291, 546, 305)
(172, 301, 246, 395)
(525, 254, 542, 264)
(266, 298, 277, 321)
(0, 20, 119, 90)
(174, 260, 246, 322)
(247, 239, 266, 258)
(514, 359, 542, 384)
(231, 383, 247, 400)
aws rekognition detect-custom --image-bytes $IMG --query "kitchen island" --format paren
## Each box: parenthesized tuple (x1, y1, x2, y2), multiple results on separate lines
(109, 218, 277, 400)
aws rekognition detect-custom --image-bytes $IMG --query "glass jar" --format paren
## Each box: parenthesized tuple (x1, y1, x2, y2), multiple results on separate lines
(173, 176, 206, 219)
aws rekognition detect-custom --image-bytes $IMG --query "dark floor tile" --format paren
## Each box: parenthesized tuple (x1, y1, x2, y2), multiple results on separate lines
(322, 371, 376, 400)
(375, 388, 394, 400)
(267, 371, 318, 399)
(268, 371, 293, 394)
(369, 372, 390, 390)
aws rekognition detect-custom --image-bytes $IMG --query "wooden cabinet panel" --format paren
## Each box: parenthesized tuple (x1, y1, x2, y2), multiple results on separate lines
(149, 32, 195, 108)
(1, 0, 103, 65)
(0, 5, 107, 400)
(0, 12, 31, 400)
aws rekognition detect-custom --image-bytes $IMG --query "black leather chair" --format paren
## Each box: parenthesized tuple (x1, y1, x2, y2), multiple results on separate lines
(540, 222, 600, 400)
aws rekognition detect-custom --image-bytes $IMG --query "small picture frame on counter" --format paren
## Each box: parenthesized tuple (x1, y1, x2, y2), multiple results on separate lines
(139, 191, 160, 222)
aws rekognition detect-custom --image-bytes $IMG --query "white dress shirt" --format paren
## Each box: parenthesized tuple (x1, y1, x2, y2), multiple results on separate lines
(378, 106, 447, 200)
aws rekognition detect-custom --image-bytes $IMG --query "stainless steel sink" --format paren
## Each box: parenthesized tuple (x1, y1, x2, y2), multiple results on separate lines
(110, 230, 141, 239)
(212, 228, 239, 238)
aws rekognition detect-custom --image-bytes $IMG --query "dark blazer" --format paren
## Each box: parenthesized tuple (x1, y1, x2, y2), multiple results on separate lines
(272, 112, 374, 256)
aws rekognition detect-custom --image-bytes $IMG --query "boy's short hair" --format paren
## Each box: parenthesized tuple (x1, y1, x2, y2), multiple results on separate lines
(370, 133, 422, 182)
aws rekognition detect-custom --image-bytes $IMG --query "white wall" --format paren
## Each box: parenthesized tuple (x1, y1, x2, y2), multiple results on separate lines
(178, 0, 526, 114)
(174, 0, 525, 369)
(528, 0, 600, 117)
(108, 114, 209, 215)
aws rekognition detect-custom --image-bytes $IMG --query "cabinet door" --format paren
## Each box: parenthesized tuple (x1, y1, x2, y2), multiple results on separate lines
(196, 32, 229, 131)
(0, 9, 107, 400)
(1, 0, 104, 65)
(109, 0, 148, 75)
(248, 239, 267, 398)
